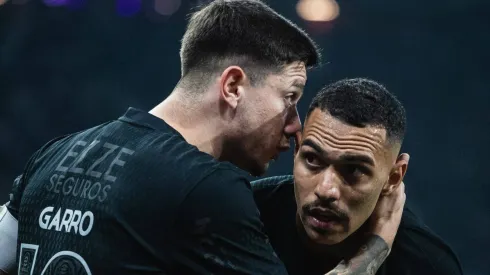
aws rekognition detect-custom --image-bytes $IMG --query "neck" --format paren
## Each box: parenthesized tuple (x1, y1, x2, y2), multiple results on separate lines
(149, 88, 225, 158)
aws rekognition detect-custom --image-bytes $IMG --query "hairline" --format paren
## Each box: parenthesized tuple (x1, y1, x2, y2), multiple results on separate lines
(181, 56, 309, 89)
(304, 107, 403, 148)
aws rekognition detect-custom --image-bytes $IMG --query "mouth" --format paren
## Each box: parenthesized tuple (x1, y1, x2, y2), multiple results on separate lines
(306, 209, 343, 231)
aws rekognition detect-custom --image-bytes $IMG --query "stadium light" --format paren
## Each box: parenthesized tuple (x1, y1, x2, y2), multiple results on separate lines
(154, 0, 181, 16)
(296, 0, 340, 22)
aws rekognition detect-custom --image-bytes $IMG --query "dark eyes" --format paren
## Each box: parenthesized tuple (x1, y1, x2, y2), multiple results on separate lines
(338, 165, 368, 179)
(285, 93, 298, 105)
(301, 152, 371, 183)
(304, 152, 322, 167)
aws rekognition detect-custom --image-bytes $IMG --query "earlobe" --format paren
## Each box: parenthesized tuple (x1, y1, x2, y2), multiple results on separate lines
(382, 153, 410, 195)
(219, 66, 247, 110)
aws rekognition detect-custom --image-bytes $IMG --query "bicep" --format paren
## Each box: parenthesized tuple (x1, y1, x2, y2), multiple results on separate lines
(0, 204, 19, 274)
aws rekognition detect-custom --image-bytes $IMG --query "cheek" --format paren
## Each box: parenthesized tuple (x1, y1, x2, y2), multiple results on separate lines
(258, 94, 288, 120)
(251, 104, 280, 128)
(240, 101, 271, 132)
(345, 185, 382, 222)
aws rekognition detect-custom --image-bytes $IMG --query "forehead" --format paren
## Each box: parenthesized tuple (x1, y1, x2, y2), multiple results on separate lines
(282, 61, 307, 77)
(303, 109, 388, 162)
(266, 62, 307, 87)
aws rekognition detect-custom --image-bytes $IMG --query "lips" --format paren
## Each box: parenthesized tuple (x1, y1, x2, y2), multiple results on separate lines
(305, 208, 344, 231)
(308, 208, 342, 222)
(307, 215, 339, 231)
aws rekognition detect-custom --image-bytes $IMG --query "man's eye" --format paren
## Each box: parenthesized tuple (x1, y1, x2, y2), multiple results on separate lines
(345, 165, 363, 176)
(285, 94, 296, 104)
(303, 153, 321, 167)
(338, 165, 369, 183)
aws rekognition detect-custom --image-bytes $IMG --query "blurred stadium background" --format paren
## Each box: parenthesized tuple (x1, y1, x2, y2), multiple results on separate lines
(0, 0, 489, 273)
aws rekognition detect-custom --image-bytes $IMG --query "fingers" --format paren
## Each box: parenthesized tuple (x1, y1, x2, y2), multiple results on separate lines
(394, 182, 406, 211)
(398, 181, 405, 196)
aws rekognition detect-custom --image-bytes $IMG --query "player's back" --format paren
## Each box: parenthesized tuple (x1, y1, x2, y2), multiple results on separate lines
(13, 108, 234, 274)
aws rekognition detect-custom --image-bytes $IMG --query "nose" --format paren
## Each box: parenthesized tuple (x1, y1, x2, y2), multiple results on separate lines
(314, 167, 341, 203)
(284, 105, 302, 136)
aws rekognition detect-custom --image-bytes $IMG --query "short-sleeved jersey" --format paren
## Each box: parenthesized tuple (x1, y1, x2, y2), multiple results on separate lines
(252, 175, 464, 275)
(7, 108, 288, 275)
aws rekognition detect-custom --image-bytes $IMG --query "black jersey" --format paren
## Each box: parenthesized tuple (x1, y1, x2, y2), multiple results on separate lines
(7, 108, 287, 275)
(252, 175, 464, 275)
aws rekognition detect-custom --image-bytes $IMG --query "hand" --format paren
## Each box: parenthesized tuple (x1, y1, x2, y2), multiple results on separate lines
(368, 181, 406, 248)
(325, 179, 407, 275)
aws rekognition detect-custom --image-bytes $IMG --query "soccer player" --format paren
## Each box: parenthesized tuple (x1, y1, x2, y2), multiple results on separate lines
(0, 1, 403, 274)
(253, 78, 464, 275)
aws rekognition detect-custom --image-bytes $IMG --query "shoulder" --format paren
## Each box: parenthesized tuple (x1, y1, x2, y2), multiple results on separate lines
(7, 134, 71, 218)
(251, 175, 294, 191)
(178, 169, 289, 275)
(251, 175, 295, 206)
(250, 176, 297, 231)
(178, 165, 264, 232)
(386, 208, 464, 274)
(14, 133, 72, 183)
(186, 164, 253, 207)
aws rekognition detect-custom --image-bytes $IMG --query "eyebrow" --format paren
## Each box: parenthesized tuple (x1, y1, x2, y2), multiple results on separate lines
(291, 80, 305, 90)
(301, 139, 375, 166)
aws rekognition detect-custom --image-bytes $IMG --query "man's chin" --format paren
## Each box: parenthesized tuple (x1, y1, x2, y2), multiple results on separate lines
(246, 162, 269, 177)
(228, 155, 269, 177)
(304, 225, 348, 245)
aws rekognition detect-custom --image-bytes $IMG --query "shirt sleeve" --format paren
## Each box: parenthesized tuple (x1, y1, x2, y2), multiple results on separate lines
(6, 135, 67, 219)
(177, 167, 289, 275)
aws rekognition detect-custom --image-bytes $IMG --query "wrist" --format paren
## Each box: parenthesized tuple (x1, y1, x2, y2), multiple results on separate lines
(363, 234, 391, 257)
(368, 220, 397, 248)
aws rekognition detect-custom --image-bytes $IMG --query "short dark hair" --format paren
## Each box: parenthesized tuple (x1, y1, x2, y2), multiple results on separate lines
(180, 0, 320, 86)
(306, 78, 406, 143)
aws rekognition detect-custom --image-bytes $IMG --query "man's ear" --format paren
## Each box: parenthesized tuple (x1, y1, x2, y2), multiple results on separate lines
(219, 66, 247, 110)
(381, 153, 410, 195)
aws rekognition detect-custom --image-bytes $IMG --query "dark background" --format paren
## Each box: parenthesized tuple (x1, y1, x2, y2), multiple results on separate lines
(0, 0, 488, 273)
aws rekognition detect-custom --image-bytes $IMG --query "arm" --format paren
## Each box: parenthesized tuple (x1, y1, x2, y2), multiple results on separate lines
(0, 203, 19, 274)
(325, 182, 406, 275)
(0, 174, 25, 274)
(0, 167, 38, 275)
(325, 235, 390, 275)
(0, 139, 60, 274)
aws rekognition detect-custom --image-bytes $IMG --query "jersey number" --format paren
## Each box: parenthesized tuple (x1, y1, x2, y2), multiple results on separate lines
(18, 244, 92, 275)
